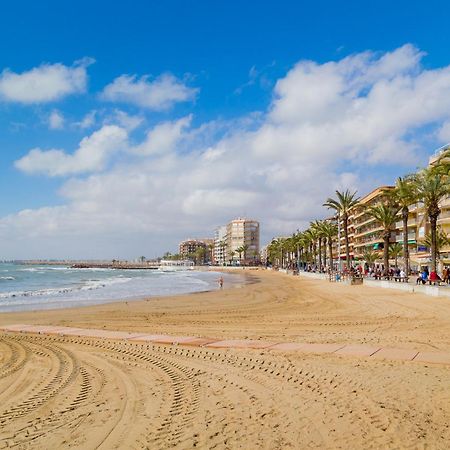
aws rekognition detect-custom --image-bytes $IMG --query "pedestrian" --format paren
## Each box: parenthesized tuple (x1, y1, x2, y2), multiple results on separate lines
(218, 276, 224, 289)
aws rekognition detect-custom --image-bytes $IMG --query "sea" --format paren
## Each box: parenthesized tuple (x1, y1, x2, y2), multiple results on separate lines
(0, 263, 237, 312)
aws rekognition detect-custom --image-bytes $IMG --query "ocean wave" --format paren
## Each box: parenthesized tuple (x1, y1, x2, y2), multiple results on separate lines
(0, 276, 15, 281)
(0, 275, 133, 299)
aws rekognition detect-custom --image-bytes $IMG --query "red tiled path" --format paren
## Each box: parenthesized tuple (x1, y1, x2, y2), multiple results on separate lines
(1, 324, 450, 366)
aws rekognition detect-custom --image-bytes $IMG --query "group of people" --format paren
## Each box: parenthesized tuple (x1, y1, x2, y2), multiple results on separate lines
(330, 263, 450, 286)
(416, 267, 450, 285)
(289, 262, 450, 287)
(371, 266, 407, 281)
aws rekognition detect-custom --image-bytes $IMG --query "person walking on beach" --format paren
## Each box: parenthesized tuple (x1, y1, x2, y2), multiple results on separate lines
(218, 276, 224, 289)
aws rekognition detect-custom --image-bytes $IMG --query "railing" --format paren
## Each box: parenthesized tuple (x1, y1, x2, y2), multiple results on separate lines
(395, 219, 417, 228)
(395, 233, 416, 241)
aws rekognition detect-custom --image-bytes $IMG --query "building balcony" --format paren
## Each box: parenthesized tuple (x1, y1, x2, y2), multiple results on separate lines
(395, 233, 416, 243)
(395, 218, 417, 228)
(352, 216, 377, 228)
(354, 225, 383, 237)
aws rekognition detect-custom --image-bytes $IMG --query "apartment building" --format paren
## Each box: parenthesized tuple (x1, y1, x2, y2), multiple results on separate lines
(351, 186, 395, 259)
(225, 218, 260, 265)
(429, 143, 450, 257)
(213, 226, 227, 265)
(335, 186, 421, 267)
(179, 239, 211, 263)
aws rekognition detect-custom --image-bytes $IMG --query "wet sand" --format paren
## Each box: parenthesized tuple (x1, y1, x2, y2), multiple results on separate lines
(1, 270, 450, 448)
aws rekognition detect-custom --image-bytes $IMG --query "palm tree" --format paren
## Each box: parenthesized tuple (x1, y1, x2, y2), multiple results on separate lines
(310, 221, 324, 269)
(236, 246, 244, 261)
(434, 145, 450, 175)
(362, 247, 378, 268)
(207, 243, 214, 264)
(421, 226, 450, 262)
(320, 220, 338, 269)
(385, 176, 417, 274)
(415, 168, 450, 272)
(219, 240, 227, 266)
(294, 231, 309, 270)
(366, 203, 400, 274)
(267, 238, 285, 268)
(194, 247, 206, 265)
(303, 228, 318, 268)
(229, 251, 236, 265)
(241, 244, 249, 265)
(389, 242, 403, 268)
(323, 190, 360, 269)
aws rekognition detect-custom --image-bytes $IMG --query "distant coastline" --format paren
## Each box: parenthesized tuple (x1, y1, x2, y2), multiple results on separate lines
(13, 260, 161, 270)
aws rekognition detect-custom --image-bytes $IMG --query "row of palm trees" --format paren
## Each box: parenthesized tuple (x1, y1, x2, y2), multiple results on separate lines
(267, 150, 450, 274)
(216, 241, 252, 265)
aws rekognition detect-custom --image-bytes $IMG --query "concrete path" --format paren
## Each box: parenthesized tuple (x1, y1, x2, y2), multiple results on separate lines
(1, 323, 450, 366)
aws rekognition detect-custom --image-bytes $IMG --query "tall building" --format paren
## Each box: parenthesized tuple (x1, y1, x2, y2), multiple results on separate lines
(213, 226, 227, 265)
(225, 218, 260, 265)
(336, 186, 422, 268)
(351, 186, 396, 259)
(429, 143, 450, 258)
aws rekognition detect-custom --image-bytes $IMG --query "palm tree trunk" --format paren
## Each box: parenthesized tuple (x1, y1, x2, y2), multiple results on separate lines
(318, 238, 322, 269)
(430, 215, 438, 272)
(328, 240, 333, 269)
(323, 241, 327, 269)
(343, 214, 350, 269)
(402, 207, 410, 274)
(383, 231, 390, 275)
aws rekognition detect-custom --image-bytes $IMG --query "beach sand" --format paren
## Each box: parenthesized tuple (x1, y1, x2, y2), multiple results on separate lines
(1, 270, 450, 448)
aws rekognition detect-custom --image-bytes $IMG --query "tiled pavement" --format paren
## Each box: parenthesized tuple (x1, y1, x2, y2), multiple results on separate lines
(1, 323, 450, 366)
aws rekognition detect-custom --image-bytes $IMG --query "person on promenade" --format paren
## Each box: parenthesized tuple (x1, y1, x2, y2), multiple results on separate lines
(443, 267, 449, 284)
(416, 269, 428, 285)
(429, 270, 441, 285)
(218, 276, 224, 289)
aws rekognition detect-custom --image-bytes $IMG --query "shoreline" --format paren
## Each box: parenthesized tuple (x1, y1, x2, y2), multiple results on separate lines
(0, 267, 252, 315)
(1, 268, 450, 351)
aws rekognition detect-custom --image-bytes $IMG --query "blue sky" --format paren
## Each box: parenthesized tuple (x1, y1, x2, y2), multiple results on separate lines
(1, 1, 450, 259)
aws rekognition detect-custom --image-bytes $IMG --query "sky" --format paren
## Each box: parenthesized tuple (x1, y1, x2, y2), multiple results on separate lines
(1, 0, 450, 259)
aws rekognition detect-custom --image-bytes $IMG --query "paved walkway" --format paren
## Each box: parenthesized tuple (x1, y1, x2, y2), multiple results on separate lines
(1, 323, 450, 366)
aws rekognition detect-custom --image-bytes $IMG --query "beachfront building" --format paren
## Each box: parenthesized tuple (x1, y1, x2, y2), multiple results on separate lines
(332, 186, 421, 269)
(179, 239, 209, 264)
(225, 218, 260, 265)
(213, 226, 227, 265)
(429, 144, 450, 262)
(351, 186, 395, 260)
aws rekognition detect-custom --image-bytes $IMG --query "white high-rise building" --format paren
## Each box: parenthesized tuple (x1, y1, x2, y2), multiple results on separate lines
(213, 226, 227, 265)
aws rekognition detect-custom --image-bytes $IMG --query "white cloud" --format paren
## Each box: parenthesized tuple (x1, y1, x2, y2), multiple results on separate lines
(108, 109, 144, 131)
(5, 44, 450, 258)
(74, 110, 97, 129)
(48, 110, 65, 129)
(101, 73, 198, 110)
(14, 125, 127, 177)
(132, 115, 191, 155)
(0, 58, 93, 103)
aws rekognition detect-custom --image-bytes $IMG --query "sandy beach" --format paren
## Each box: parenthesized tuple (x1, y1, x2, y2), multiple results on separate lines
(1, 269, 450, 449)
